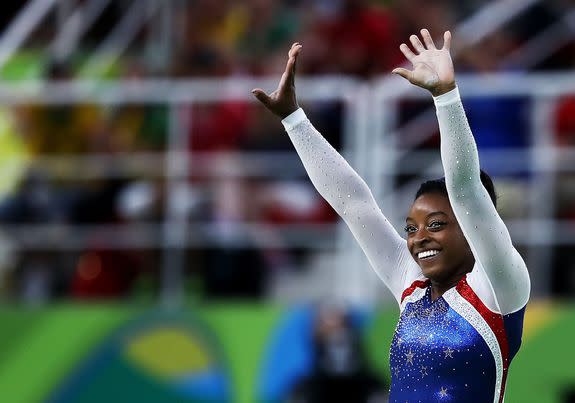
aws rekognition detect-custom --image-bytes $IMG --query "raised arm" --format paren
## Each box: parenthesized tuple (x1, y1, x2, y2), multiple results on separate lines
(393, 30, 530, 314)
(252, 44, 420, 302)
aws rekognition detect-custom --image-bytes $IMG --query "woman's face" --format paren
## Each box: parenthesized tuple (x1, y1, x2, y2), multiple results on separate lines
(405, 192, 475, 283)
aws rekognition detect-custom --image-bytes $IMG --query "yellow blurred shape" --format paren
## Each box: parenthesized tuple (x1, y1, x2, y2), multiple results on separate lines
(522, 300, 561, 341)
(125, 327, 211, 378)
(0, 109, 28, 198)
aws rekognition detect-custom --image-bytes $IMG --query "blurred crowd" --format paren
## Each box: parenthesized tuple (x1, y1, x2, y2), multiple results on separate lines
(0, 0, 575, 303)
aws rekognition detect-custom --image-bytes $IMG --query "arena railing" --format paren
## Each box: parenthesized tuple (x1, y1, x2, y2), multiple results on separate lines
(0, 74, 573, 305)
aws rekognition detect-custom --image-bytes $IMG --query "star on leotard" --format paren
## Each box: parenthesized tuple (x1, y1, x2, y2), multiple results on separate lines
(420, 365, 428, 377)
(443, 347, 454, 358)
(397, 336, 404, 346)
(439, 386, 448, 398)
(405, 350, 415, 365)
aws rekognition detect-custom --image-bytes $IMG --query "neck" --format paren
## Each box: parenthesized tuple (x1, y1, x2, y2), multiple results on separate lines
(430, 276, 463, 301)
(429, 261, 474, 301)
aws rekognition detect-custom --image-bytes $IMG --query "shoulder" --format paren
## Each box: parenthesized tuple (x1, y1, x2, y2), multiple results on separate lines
(466, 265, 500, 313)
(467, 250, 530, 314)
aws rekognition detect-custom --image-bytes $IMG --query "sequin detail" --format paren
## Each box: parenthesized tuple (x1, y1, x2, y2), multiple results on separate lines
(437, 97, 530, 315)
(443, 288, 503, 403)
(390, 280, 504, 402)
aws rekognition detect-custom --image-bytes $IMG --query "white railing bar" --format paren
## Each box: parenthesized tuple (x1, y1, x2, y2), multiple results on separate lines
(0, 0, 57, 69)
(0, 74, 571, 105)
(81, 0, 160, 75)
(0, 222, 338, 250)
(51, 0, 113, 61)
(6, 147, 575, 181)
(456, 0, 541, 46)
(378, 73, 575, 101)
(160, 100, 192, 307)
(9, 152, 329, 179)
(372, 72, 574, 161)
(386, 107, 439, 150)
(504, 8, 575, 70)
(373, 148, 560, 175)
(0, 77, 357, 105)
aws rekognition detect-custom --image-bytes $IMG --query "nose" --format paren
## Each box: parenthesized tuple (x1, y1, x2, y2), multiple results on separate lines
(413, 229, 430, 247)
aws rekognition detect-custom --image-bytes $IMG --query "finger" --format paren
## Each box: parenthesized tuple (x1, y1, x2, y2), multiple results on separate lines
(288, 42, 301, 59)
(409, 34, 426, 53)
(251, 88, 272, 107)
(392, 67, 412, 82)
(279, 43, 302, 89)
(399, 43, 417, 62)
(442, 31, 452, 51)
(421, 29, 436, 49)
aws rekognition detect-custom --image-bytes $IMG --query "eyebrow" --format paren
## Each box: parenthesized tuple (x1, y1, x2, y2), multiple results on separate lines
(406, 211, 448, 222)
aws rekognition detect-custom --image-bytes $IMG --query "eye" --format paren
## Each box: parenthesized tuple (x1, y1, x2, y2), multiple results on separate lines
(404, 224, 417, 234)
(427, 221, 446, 231)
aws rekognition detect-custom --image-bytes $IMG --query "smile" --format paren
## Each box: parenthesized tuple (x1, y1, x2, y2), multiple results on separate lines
(418, 250, 440, 260)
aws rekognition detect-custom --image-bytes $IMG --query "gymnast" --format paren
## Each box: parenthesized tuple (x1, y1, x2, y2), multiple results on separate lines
(252, 29, 530, 402)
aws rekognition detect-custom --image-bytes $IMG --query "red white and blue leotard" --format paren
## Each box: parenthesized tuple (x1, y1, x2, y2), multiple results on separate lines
(281, 87, 531, 402)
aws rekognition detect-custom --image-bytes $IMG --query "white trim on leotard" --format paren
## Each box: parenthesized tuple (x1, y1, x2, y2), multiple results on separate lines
(443, 288, 504, 403)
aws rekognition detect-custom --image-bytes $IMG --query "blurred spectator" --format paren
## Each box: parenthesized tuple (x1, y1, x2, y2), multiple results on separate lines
(0, 169, 70, 223)
(105, 64, 168, 152)
(70, 249, 144, 299)
(2, 61, 111, 221)
(552, 172, 575, 296)
(236, 0, 301, 75)
(554, 95, 575, 146)
(0, 108, 28, 200)
(456, 27, 521, 73)
(455, 29, 531, 177)
(13, 250, 65, 304)
(174, 0, 245, 76)
(189, 102, 252, 151)
(288, 303, 387, 403)
(393, 0, 454, 42)
(300, 0, 401, 77)
(13, 61, 105, 155)
(200, 161, 272, 299)
(257, 181, 335, 225)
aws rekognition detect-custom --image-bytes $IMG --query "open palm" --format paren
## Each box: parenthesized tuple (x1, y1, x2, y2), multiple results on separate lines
(393, 29, 455, 97)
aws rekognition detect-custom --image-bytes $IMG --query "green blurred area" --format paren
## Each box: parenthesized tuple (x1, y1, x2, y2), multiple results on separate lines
(0, 301, 572, 403)
(0, 50, 122, 81)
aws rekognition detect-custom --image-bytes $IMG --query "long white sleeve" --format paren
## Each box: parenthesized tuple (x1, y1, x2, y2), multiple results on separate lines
(435, 87, 531, 314)
(282, 109, 421, 303)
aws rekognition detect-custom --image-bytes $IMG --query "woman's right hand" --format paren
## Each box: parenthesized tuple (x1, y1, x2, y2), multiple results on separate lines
(252, 43, 302, 119)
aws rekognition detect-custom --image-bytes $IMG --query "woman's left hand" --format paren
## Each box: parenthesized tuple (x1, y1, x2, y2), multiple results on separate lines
(392, 29, 456, 97)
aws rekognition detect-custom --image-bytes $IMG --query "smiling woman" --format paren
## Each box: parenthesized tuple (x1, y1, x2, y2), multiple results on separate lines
(405, 192, 475, 294)
(405, 171, 497, 298)
(253, 29, 530, 403)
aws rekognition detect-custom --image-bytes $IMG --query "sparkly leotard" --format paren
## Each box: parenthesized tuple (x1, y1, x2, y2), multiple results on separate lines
(281, 87, 531, 402)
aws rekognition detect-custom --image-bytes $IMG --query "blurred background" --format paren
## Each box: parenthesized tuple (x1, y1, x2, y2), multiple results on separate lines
(0, 0, 573, 402)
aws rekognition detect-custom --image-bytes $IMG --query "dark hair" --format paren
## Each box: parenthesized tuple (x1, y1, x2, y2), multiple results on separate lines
(414, 170, 497, 208)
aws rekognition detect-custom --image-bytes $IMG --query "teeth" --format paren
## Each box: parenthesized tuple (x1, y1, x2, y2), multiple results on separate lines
(418, 250, 439, 259)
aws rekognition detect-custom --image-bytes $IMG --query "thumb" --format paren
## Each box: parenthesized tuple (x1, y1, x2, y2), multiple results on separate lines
(392, 67, 412, 81)
(251, 88, 272, 106)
